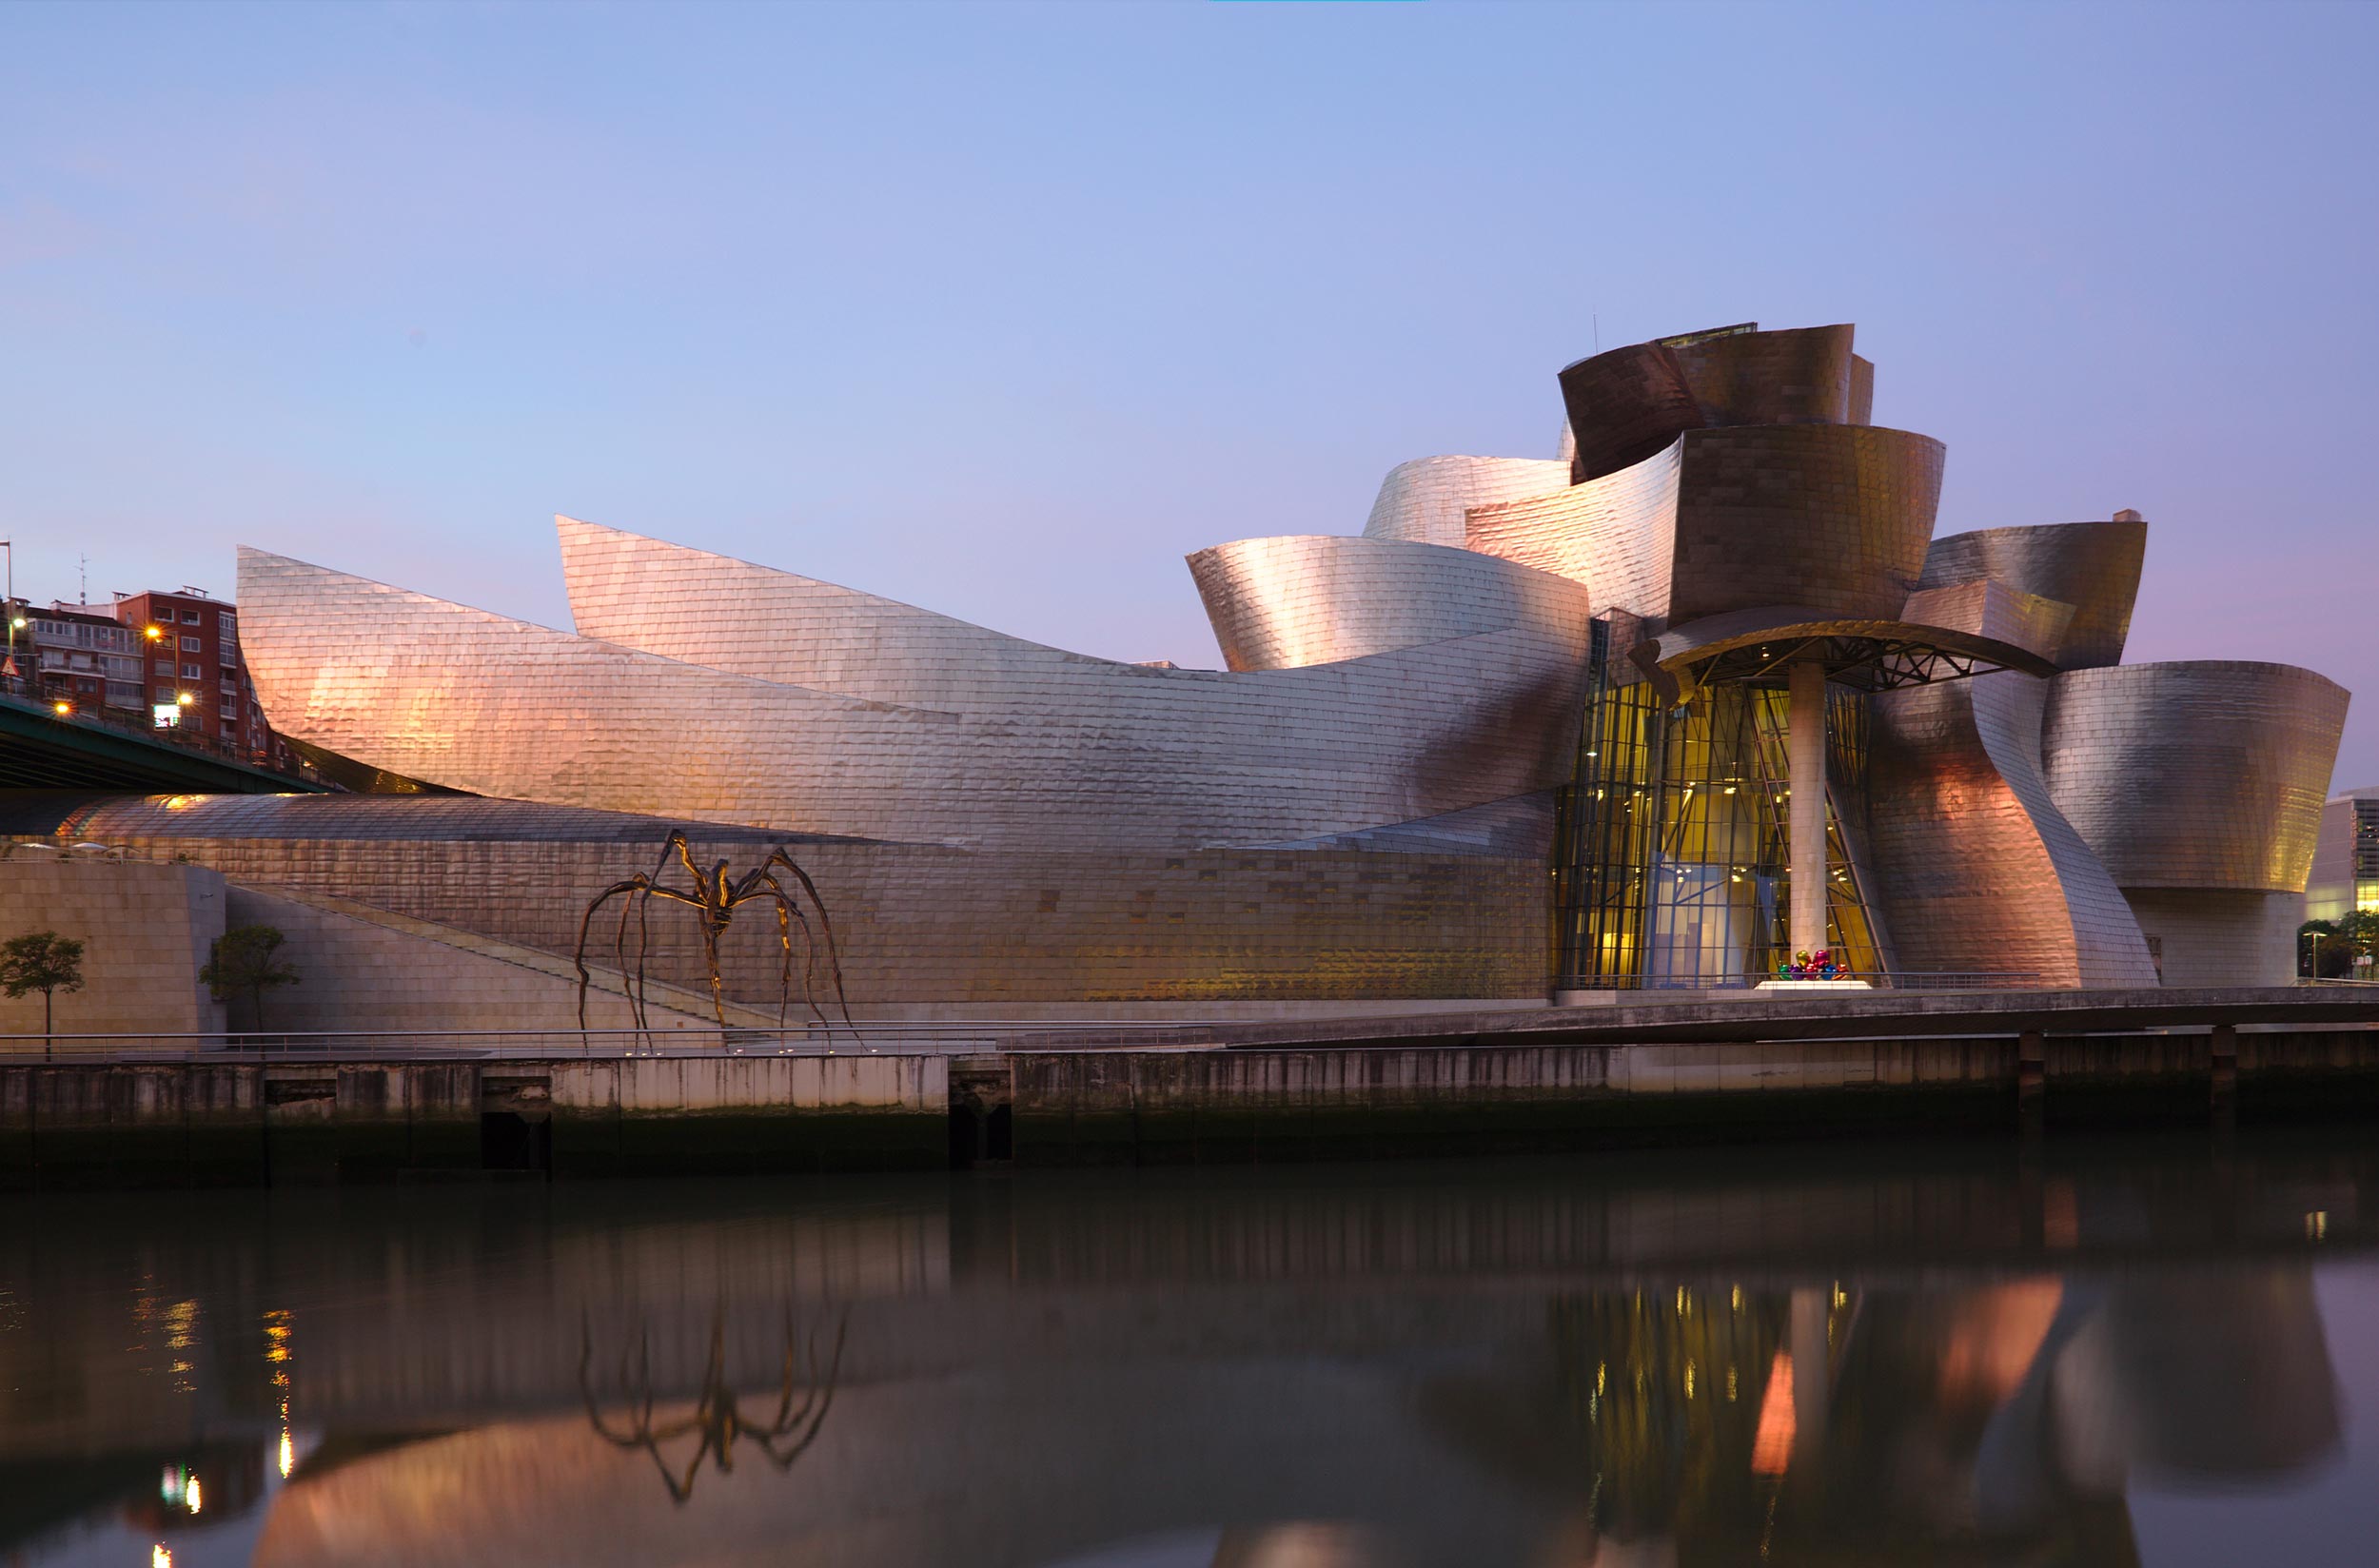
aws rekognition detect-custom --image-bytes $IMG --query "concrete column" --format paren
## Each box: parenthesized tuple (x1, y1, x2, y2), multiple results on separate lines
(1788, 659, 1829, 959)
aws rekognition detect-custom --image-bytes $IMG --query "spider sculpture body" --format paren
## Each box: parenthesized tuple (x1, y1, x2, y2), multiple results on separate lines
(573, 830, 857, 1038)
(579, 1305, 847, 1506)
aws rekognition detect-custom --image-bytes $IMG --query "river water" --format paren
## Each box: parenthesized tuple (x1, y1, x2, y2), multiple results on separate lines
(4, 1128, 2376, 1567)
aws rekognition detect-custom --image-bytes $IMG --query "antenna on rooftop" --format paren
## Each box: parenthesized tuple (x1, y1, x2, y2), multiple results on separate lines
(78, 555, 87, 605)
(1593, 313, 1600, 353)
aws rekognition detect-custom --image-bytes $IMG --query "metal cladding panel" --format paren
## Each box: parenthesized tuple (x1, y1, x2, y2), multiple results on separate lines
(1847, 355, 1876, 425)
(2041, 661, 2350, 892)
(558, 515, 1135, 713)
(1558, 342, 1706, 484)
(1868, 673, 2157, 989)
(1465, 438, 1681, 614)
(1666, 425, 1943, 624)
(1358, 456, 1571, 549)
(1918, 520, 2147, 671)
(1899, 579, 2076, 667)
(69, 812, 1554, 1004)
(240, 549, 1591, 853)
(1669, 323, 1858, 427)
(1186, 535, 1593, 673)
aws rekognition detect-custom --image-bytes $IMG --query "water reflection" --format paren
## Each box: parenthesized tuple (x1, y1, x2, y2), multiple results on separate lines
(0, 1130, 2371, 1567)
(579, 1304, 846, 1504)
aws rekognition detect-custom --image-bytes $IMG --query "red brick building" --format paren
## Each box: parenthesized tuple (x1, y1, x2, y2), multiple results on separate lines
(111, 587, 280, 761)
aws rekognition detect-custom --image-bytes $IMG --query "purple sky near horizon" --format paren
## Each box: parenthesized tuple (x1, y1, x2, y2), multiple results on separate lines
(3, 1, 2374, 786)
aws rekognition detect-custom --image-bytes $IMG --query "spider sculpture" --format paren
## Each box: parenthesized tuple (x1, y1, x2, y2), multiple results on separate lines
(579, 1303, 847, 1506)
(573, 829, 857, 1039)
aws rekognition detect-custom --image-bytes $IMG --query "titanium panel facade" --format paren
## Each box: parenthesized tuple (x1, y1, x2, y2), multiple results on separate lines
(176, 317, 2347, 1012)
(1868, 674, 2159, 988)
(242, 548, 1591, 854)
(1465, 438, 1681, 612)
(1669, 323, 1858, 428)
(1359, 456, 1571, 550)
(1919, 521, 2148, 671)
(1186, 535, 1593, 673)
(22, 794, 1553, 1007)
(2041, 661, 2350, 892)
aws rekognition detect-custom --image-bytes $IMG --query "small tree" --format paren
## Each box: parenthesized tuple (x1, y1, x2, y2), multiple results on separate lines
(1, 931, 87, 1061)
(202, 924, 300, 1032)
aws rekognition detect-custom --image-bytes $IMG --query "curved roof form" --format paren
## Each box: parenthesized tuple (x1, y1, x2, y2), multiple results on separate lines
(558, 515, 1141, 711)
(1919, 519, 2147, 671)
(1899, 578, 2076, 666)
(2042, 660, 2350, 892)
(1187, 535, 1592, 673)
(1633, 605, 2058, 702)
(240, 547, 1591, 853)
(1465, 425, 1941, 626)
(1669, 323, 1859, 428)
(1359, 456, 1569, 550)
(1556, 341, 1708, 484)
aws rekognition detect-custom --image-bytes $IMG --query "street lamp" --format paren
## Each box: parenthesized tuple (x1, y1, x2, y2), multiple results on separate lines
(51, 699, 70, 716)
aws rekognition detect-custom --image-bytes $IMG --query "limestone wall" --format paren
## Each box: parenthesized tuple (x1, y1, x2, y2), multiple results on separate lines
(0, 851, 226, 1039)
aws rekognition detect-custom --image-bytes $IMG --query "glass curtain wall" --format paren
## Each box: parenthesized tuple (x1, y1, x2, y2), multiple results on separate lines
(1552, 621, 1885, 990)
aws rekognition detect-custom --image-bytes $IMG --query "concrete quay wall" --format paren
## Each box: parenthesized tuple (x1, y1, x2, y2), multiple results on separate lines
(0, 1052, 948, 1188)
(7, 1029, 2379, 1187)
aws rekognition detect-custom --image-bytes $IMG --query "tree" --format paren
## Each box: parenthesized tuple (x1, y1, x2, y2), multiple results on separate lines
(2300, 919, 2338, 978)
(202, 924, 300, 1032)
(1, 931, 87, 1061)
(2334, 911, 2379, 979)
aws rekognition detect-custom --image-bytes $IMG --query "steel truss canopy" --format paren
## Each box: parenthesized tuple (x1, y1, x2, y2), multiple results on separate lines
(1627, 605, 2060, 707)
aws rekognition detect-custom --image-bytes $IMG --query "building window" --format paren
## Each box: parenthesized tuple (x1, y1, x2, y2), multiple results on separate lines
(179, 636, 199, 652)
(181, 610, 202, 624)
(180, 662, 201, 678)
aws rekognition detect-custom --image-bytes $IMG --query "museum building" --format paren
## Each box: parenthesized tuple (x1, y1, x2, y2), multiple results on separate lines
(15, 323, 2351, 1020)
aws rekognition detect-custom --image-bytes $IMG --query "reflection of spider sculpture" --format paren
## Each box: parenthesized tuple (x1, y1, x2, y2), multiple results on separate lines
(579, 1304, 848, 1506)
(573, 830, 856, 1037)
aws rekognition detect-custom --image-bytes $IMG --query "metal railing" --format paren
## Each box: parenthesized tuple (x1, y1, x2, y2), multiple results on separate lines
(1555, 971, 2045, 994)
(0, 672, 318, 782)
(0, 1019, 1311, 1063)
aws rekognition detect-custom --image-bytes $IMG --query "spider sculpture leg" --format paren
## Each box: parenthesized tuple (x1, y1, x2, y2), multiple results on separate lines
(762, 851, 861, 1041)
(750, 872, 827, 1036)
(575, 877, 659, 1032)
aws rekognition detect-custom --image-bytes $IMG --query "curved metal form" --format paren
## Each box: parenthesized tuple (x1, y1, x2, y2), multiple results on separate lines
(1359, 456, 1570, 549)
(1466, 425, 1941, 626)
(1557, 341, 1707, 484)
(1465, 436, 1681, 609)
(1900, 579, 2076, 667)
(1669, 323, 1858, 428)
(1186, 535, 1592, 672)
(241, 548, 1592, 853)
(1867, 674, 2159, 989)
(1919, 520, 2148, 671)
(1667, 425, 1941, 623)
(2041, 660, 2350, 892)
(558, 515, 1140, 714)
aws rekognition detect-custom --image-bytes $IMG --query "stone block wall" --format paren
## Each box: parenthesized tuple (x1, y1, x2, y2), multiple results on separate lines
(0, 852, 226, 1039)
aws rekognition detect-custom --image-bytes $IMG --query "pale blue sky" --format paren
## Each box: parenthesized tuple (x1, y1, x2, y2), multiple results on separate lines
(4, 0, 2373, 782)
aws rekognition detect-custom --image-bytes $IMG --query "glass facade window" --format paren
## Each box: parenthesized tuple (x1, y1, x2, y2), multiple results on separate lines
(1552, 618, 1886, 990)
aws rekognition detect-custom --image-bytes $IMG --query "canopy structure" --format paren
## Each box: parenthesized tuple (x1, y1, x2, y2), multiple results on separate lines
(1624, 605, 2059, 965)
(1625, 605, 2059, 709)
